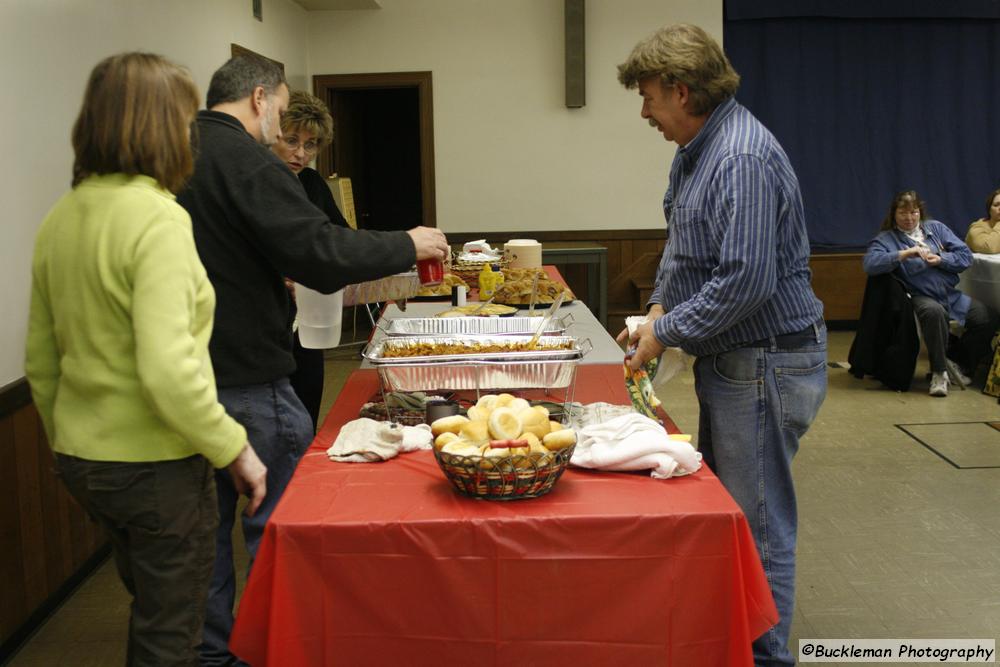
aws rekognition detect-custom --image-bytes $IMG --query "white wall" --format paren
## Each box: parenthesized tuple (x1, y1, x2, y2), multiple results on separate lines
(305, 0, 722, 235)
(0, 0, 311, 386)
(1, 0, 721, 386)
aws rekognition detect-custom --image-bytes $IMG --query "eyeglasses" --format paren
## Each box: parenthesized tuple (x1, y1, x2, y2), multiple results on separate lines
(281, 135, 319, 155)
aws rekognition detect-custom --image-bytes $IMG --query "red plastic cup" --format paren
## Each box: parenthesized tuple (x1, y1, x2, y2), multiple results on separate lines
(417, 258, 444, 286)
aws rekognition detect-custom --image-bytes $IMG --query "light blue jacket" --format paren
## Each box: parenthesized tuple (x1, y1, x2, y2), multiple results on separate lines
(862, 220, 972, 323)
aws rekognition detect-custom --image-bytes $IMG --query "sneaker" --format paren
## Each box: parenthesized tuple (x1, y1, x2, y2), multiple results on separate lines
(945, 359, 971, 387)
(929, 372, 949, 397)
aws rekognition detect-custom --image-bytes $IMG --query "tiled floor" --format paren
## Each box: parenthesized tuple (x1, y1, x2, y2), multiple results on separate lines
(8, 331, 1000, 664)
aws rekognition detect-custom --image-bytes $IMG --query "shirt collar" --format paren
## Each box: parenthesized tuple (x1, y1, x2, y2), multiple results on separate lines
(676, 96, 738, 167)
(198, 109, 254, 139)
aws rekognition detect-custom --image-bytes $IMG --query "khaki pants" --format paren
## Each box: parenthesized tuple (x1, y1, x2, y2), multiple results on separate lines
(56, 454, 218, 667)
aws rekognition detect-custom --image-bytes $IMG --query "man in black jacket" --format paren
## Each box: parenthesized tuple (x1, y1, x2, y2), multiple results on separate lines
(178, 55, 448, 666)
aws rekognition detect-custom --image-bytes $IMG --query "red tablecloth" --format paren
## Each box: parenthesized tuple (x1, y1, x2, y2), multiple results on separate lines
(230, 365, 777, 666)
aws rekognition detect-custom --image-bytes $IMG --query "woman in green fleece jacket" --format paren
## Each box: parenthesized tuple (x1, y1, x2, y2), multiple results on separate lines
(24, 53, 266, 664)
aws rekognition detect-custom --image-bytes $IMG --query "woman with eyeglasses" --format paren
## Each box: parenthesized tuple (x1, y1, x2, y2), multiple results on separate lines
(863, 190, 998, 396)
(271, 91, 347, 428)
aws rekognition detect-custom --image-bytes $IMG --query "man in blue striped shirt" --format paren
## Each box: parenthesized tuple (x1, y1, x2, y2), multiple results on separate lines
(618, 24, 827, 667)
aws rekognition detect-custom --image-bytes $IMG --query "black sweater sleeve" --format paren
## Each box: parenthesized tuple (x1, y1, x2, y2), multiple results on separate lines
(230, 156, 415, 294)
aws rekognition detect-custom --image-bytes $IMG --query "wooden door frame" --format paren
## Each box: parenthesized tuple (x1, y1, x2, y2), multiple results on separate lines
(313, 71, 436, 228)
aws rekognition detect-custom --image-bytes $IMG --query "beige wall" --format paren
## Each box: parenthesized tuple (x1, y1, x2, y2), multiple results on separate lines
(305, 0, 721, 235)
(1, 0, 310, 385)
(1, 0, 721, 385)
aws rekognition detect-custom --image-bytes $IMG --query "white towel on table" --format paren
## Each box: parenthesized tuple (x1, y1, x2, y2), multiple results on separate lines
(326, 418, 433, 463)
(571, 413, 701, 479)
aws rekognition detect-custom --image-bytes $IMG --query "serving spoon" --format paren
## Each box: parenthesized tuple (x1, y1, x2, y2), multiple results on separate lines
(526, 290, 566, 349)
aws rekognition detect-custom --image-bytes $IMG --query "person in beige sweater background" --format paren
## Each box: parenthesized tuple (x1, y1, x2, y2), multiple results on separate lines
(966, 187, 1000, 253)
(25, 52, 266, 664)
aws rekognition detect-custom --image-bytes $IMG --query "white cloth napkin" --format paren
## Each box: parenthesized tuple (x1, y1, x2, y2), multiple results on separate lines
(326, 418, 433, 463)
(571, 413, 702, 479)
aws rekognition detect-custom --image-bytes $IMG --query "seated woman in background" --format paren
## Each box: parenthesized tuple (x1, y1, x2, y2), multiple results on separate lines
(863, 190, 997, 397)
(24, 53, 266, 661)
(271, 91, 348, 429)
(965, 188, 1000, 253)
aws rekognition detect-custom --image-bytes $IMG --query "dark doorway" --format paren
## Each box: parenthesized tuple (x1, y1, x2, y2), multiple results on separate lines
(314, 72, 436, 231)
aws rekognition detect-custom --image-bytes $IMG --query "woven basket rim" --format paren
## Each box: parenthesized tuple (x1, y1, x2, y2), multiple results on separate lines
(432, 445, 575, 500)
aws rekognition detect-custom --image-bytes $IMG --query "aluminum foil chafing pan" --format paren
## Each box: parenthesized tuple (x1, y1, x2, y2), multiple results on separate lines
(379, 314, 574, 337)
(362, 335, 591, 391)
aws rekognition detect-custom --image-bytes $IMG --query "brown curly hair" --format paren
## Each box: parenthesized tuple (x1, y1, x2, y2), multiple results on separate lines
(617, 24, 740, 116)
(281, 90, 334, 147)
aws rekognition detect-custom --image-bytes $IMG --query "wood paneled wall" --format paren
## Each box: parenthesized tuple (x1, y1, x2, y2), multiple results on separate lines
(809, 253, 866, 322)
(0, 379, 106, 658)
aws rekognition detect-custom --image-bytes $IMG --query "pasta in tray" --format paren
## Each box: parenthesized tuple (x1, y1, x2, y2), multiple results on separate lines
(380, 339, 574, 358)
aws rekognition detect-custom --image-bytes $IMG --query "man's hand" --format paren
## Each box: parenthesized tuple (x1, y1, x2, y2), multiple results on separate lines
(407, 226, 450, 261)
(924, 252, 942, 266)
(227, 443, 267, 517)
(626, 320, 666, 371)
(616, 303, 666, 345)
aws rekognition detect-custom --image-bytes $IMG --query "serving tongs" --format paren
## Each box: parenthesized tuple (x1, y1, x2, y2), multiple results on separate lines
(527, 291, 566, 349)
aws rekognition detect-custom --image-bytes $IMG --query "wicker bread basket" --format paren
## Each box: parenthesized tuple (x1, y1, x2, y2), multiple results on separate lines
(432, 445, 575, 500)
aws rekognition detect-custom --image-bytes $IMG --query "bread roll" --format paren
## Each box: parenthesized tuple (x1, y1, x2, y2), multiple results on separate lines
(518, 407, 550, 439)
(510, 444, 531, 468)
(548, 420, 565, 433)
(431, 415, 469, 437)
(527, 436, 552, 465)
(481, 444, 513, 469)
(507, 398, 530, 414)
(494, 393, 516, 408)
(466, 406, 486, 422)
(434, 432, 460, 450)
(475, 394, 498, 413)
(542, 428, 577, 451)
(441, 441, 481, 456)
(488, 407, 523, 440)
(460, 419, 490, 445)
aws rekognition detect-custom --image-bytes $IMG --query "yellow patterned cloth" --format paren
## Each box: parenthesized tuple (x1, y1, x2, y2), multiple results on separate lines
(985, 339, 1000, 398)
(623, 356, 662, 420)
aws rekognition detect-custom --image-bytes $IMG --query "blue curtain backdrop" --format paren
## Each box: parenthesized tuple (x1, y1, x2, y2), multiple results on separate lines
(723, 2, 1000, 250)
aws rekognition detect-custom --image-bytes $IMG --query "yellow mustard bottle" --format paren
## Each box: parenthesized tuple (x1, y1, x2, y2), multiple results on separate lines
(479, 263, 495, 299)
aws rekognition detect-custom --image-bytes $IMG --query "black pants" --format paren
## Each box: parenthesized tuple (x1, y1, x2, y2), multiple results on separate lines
(912, 295, 998, 374)
(55, 454, 217, 667)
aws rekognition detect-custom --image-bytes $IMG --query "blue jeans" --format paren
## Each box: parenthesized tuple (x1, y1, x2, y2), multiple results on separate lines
(693, 324, 827, 667)
(199, 378, 314, 667)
